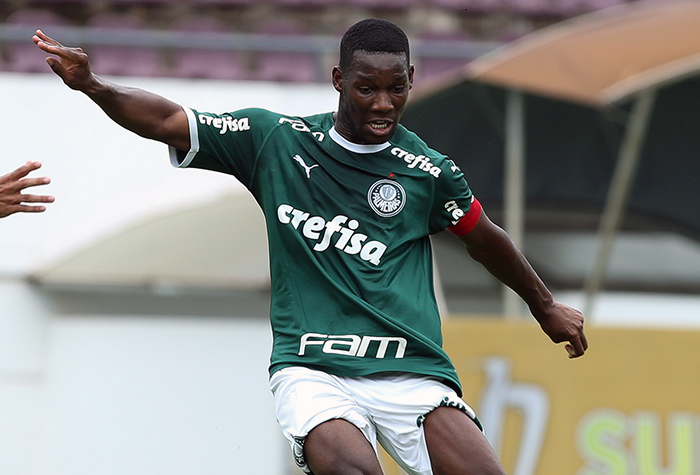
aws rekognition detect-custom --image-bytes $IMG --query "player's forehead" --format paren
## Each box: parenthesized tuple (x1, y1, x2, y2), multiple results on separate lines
(347, 51, 410, 79)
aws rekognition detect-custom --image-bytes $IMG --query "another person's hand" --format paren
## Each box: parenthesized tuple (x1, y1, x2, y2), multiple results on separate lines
(33, 29, 93, 91)
(0, 161, 54, 218)
(535, 301, 588, 358)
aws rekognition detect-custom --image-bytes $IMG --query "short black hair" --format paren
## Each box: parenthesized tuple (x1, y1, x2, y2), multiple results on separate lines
(339, 18, 410, 73)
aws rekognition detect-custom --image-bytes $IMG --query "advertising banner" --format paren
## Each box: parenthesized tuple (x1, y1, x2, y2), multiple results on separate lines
(380, 318, 700, 475)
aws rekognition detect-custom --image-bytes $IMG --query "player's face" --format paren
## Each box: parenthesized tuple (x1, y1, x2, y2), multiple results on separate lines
(333, 52, 414, 145)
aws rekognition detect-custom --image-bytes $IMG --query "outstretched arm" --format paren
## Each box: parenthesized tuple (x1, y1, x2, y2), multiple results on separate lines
(0, 161, 54, 218)
(458, 210, 588, 358)
(33, 29, 190, 151)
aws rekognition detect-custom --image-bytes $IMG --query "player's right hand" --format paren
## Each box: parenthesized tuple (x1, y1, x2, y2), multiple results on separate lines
(33, 29, 93, 91)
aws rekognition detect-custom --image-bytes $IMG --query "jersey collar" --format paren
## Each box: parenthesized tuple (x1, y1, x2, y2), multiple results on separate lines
(329, 127, 391, 154)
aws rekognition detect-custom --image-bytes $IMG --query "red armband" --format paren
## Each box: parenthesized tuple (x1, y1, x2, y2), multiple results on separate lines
(447, 198, 482, 236)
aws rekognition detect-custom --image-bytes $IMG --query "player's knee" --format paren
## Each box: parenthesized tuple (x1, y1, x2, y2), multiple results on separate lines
(307, 460, 381, 475)
(305, 449, 381, 475)
(304, 420, 383, 475)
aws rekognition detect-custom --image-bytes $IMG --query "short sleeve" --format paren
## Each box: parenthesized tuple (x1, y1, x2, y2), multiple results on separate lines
(169, 107, 281, 189)
(428, 157, 475, 234)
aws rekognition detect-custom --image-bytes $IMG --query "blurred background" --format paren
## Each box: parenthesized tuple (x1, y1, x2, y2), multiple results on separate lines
(1, 0, 699, 474)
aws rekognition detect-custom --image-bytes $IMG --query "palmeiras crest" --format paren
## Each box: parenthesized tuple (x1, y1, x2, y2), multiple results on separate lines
(367, 179, 406, 217)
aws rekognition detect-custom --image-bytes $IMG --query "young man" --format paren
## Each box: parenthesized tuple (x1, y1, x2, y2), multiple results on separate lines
(35, 18, 586, 475)
(0, 161, 54, 218)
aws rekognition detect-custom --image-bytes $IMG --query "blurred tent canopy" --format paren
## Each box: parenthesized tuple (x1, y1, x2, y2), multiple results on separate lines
(33, 193, 270, 291)
(402, 0, 700, 315)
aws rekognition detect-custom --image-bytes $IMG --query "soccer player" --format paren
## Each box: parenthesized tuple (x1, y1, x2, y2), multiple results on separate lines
(0, 161, 54, 218)
(35, 18, 586, 475)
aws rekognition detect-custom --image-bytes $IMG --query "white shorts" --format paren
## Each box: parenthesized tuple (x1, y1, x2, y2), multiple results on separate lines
(269, 366, 480, 475)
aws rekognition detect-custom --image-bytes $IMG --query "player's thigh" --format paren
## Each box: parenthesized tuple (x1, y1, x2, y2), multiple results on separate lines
(423, 406, 506, 475)
(304, 418, 384, 475)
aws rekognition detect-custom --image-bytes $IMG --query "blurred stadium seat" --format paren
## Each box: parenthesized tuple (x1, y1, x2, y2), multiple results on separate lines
(545, 0, 581, 15)
(344, 0, 421, 10)
(28, 0, 93, 4)
(106, 0, 177, 5)
(415, 30, 473, 82)
(550, 0, 626, 15)
(579, 0, 626, 10)
(430, 0, 504, 13)
(169, 15, 249, 80)
(4, 9, 70, 74)
(250, 19, 318, 83)
(497, 23, 536, 42)
(271, 0, 342, 7)
(507, 0, 560, 16)
(0, 0, 622, 82)
(189, 0, 258, 6)
(84, 12, 165, 78)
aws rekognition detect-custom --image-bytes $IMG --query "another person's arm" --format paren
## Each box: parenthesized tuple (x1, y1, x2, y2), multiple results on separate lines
(0, 161, 54, 218)
(458, 209, 588, 358)
(33, 30, 190, 151)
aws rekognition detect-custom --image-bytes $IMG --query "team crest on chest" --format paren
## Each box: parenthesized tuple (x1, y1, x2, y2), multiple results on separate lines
(367, 179, 406, 217)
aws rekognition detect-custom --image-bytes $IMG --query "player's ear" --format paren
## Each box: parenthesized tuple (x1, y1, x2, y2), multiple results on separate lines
(332, 66, 343, 93)
(408, 64, 415, 89)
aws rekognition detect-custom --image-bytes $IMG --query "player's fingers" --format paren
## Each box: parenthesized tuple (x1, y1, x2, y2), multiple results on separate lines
(16, 204, 48, 213)
(33, 35, 60, 56)
(34, 29, 64, 49)
(569, 317, 588, 357)
(1, 176, 48, 193)
(16, 161, 42, 176)
(20, 194, 55, 204)
(35, 31, 84, 63)
(0, 204, 46, 218)
(45, 56, 70, 79)
(20, 176, 52, 189)
(0, 162, 40, 185)
(566, 336, 586, 358)
(22, 176, 51, 188)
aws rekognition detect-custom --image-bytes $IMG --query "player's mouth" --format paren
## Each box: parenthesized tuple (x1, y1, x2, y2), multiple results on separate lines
(368, 120, 393, 135)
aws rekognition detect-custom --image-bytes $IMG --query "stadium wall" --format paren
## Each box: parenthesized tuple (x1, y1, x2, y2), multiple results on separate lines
(0, 280, 285, 474)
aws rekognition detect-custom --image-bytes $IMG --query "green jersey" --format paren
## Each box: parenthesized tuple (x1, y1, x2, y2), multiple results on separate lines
(171, 107, 475, 394)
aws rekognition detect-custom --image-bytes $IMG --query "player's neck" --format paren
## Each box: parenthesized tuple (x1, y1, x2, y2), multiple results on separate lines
(329, 126, 391, 154)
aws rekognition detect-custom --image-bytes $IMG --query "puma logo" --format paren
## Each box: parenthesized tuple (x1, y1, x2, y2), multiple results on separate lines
(293, 154, 319, 178)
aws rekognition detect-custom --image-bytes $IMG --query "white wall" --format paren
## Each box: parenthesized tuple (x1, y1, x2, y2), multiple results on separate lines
(0, 72, 338, 475)
(45, 315, 279, 475)
(0, 280, 284, 474)
(0, 279, 285, 475)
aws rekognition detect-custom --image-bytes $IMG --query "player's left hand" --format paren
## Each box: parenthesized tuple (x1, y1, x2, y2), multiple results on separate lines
(535, 301, 588, 358)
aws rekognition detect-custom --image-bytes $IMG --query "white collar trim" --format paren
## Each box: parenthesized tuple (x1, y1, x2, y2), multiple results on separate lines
(329, 126, 391, 154)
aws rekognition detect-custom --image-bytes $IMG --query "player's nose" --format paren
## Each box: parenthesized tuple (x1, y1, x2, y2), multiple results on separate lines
(372, 91, 394, 112)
